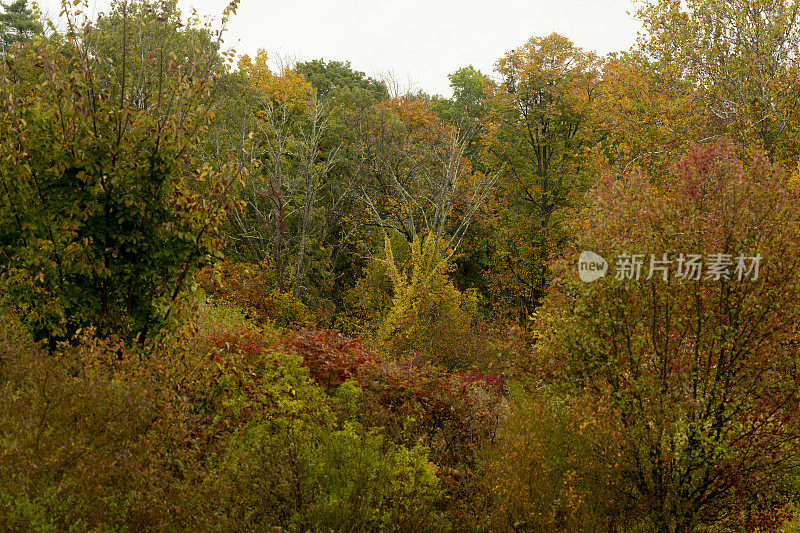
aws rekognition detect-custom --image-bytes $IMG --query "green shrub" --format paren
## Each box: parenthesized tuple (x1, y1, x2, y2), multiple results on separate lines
(202, 344, 448, 531)
(218, 419, 447, 532)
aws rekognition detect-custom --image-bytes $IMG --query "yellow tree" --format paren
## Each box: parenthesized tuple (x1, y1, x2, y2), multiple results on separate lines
(637, 0, 800, 162)
(593, 51, 714, 181)
(377, 233, 480, 368)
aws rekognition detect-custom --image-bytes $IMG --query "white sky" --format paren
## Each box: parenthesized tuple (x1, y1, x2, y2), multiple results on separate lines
(33, 0, 643, 96)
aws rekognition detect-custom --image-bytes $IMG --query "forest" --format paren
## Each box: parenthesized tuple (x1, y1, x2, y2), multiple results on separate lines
(2, 0, 800, 531)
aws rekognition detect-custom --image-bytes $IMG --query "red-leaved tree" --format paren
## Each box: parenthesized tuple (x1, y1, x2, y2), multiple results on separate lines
(533, 141, 800, 532)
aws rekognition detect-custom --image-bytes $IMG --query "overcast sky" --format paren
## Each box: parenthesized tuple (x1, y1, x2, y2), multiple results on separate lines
(34, 0, 643, 96)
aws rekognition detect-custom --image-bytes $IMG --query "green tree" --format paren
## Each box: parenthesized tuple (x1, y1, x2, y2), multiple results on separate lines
(0, 0, 41, 48)
(296, 58, 388, 100)
(92, 0, 223, 117)
(483, 33, 602, 319)
(0, 0, 239, 342)
(433, 66, 490, 129)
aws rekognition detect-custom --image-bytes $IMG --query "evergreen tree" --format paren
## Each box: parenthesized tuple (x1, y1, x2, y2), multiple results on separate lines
(0, 0, 42, 48)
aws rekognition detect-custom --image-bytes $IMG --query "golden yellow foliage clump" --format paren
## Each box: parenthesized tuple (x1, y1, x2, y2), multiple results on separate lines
(237, 49, 312, 109)
(378, 234, 479, 365)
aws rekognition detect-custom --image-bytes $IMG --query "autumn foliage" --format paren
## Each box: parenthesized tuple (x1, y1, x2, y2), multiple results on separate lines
(6, 0, 800, 531)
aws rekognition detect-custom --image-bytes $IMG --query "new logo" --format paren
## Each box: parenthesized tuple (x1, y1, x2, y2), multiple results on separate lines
(578, 250, 608, 282)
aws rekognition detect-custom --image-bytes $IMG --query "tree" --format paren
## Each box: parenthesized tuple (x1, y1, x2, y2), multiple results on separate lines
(221, 50, 344, 299)
(432, 65, 493, 167)
(334, 93, 500, 350)
(92, 0, 223, 116)
(448, 66, 489, 120)
(533, 141, 800, 531)
(593, 51, 714, 182)
(433, 66, 490, 132)
(0, 0, 41, 49)
(356, 98, 496, 256)
(637, 0, 800, 162)
(296, 58, 388, 100)
(376, 233, 479, 367)
(482, 33, 602, 319)
(0, 0, 239, 342)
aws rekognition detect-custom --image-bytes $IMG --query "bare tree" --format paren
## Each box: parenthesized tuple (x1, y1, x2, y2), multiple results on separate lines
(361, 123, 500, 260)
(290, 93, 341, 297)
(377, 68, 416, 99)
(224, 88, 342, 295)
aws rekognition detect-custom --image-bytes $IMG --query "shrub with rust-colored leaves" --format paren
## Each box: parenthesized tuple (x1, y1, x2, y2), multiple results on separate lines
(291, 329, 380, 392)
(357, 357, 505, 467)
(282, 327, 505, 468)
(353, 357, 507, 529)
(457, 371, 504, 395)
(196, 261, 309, 327)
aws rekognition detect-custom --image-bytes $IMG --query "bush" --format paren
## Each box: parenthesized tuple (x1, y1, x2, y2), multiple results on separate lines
(0, 301, 452, 531)
(0, 314, 200, 530)
(483, 386, 637, 532)
(282, 325, 507, 469)
(196, 261, 309, 328)
(291, 329, 379, 393)
(182, 309, 448, 530)
(218, 419, 447, 532)
(356, 356, 505, 468)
